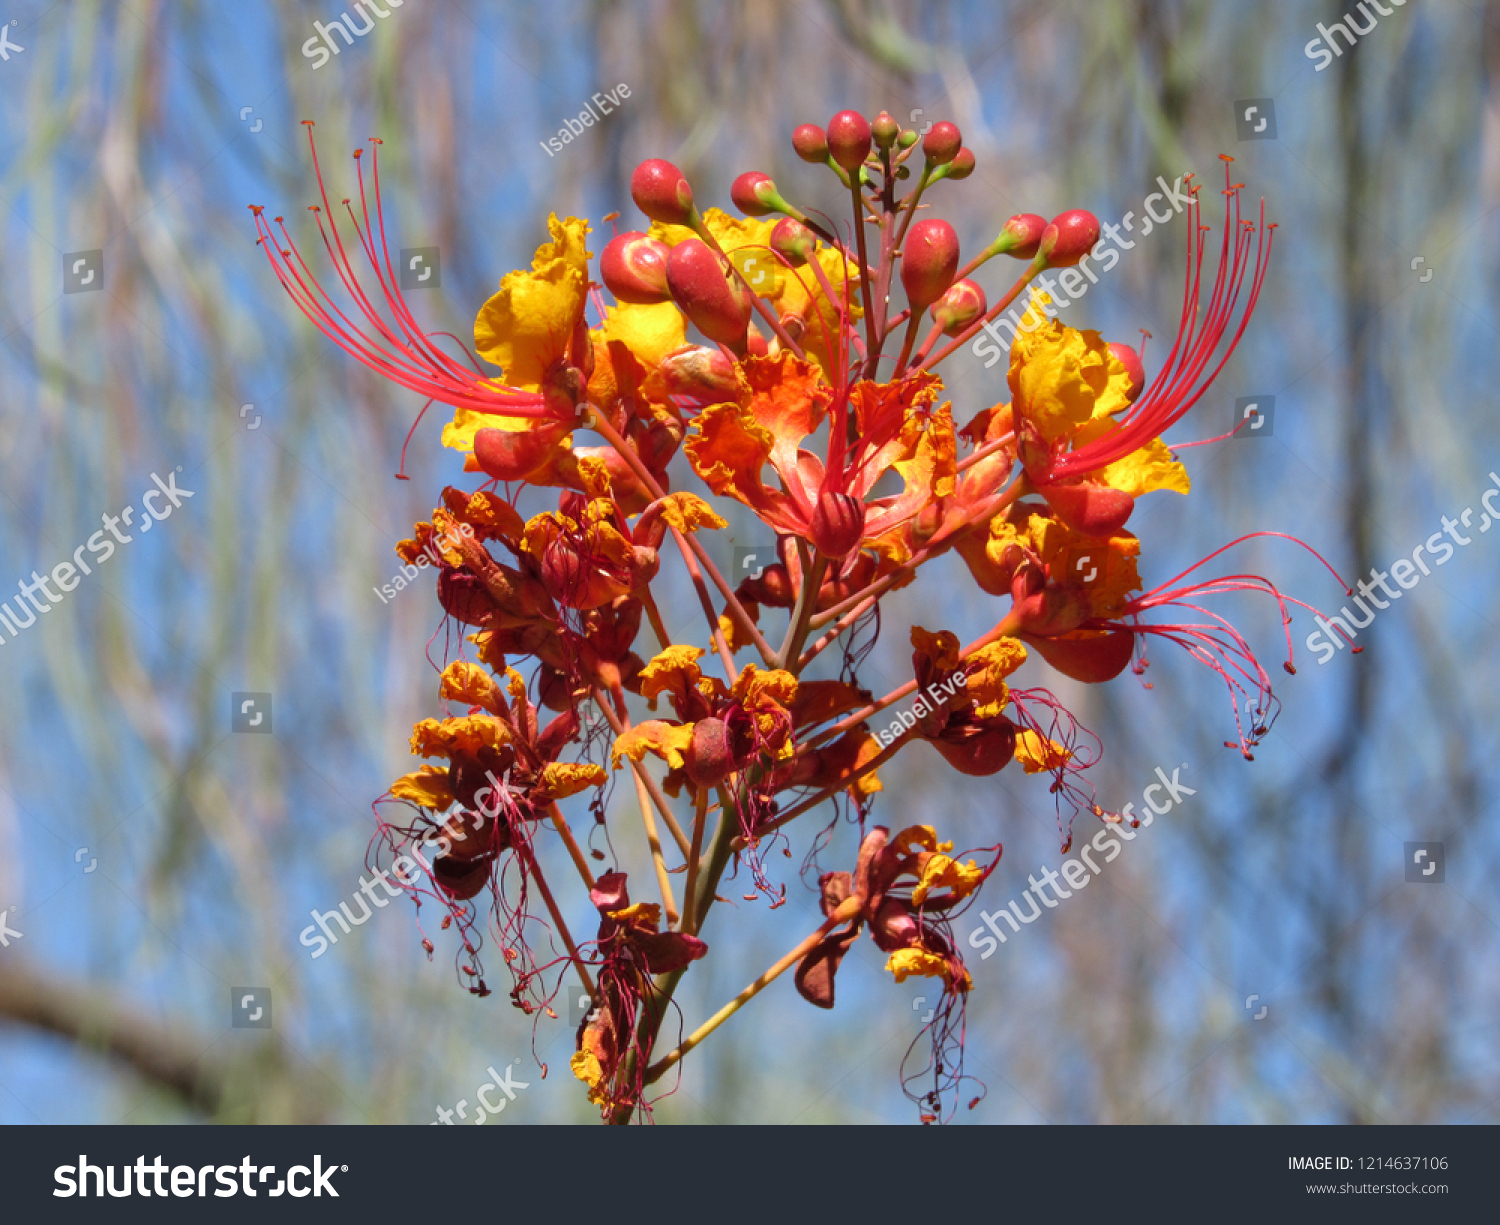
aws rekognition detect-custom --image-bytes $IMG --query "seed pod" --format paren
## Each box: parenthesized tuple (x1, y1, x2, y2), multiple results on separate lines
(599, 231, 672, 303)
(871, 111, 900, 150)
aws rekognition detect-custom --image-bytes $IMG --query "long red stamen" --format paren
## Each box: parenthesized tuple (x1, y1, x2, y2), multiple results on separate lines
(1054, 159, 1274, 477)
(250, 124, 553, 421)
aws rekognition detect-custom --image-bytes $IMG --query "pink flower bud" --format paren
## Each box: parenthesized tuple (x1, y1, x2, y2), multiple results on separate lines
(1107, 342, 1145, 401)
(871, 110, 900, 149)
(826, 110, 872, 173)
(731, 171, 782, 218)
(922, 121, 962, 165)
(770, 217, 816, 266)
(599, 231, 672, 303)
(665, 239, 752, 347)
(630, 158, 696, 226)
(792, 123, 828, 163)
(996, 213, 1047, 259)
(1039, 209, 1101, 268)
(930, 277, 986, 335)
(901, 218, 960, 312)
(809, 492, 867, 560)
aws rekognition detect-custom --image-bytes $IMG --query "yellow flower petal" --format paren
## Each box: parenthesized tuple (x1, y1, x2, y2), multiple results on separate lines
(637, 646, 706, 706)
(892, 825, 954, 855)
(409, 715, 511, 760)
(438, 660, 505, 715)
(885, 947, 950, 984)
(540, 762, 607, 800)
(910, 853, 985, 906)
(965, 639, 1028, 719)
(1014, 729, 1072, 773)
(606, 901, 662, 929)
(1008, 300, 1132, 444)
(657, 493, 727, 534)
(610, 721, 696, 771)
(474, 214, 591, 389)
(389, 765, 454, 811)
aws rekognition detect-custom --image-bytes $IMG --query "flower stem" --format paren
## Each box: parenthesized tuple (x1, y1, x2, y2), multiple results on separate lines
(644, 897, 863, 1083)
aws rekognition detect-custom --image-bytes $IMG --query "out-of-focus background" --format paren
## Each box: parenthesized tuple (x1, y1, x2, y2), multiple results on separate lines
(1, 0, 1496, 1125)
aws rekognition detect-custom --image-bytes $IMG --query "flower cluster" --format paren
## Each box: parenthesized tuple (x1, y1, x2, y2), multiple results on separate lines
(254, 107, 1335, 1123)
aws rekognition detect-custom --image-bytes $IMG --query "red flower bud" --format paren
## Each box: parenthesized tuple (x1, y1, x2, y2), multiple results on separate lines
(1039, 209, 1101, 268)
(995, 213, 1047, 259)
(770, 217, 817, 265)
(922, 121, 962, 165)
(930, 277, 986, 335)
(871, 111, 900, 149)
(1107, 342, 1145, 401)
(630, 158, 696, 226)
(792, 124, 829, 163)
(826, 110, 872, 173)
(809, 492, 867, 560)
(901, 218, 960, 312)
(600, 231, 672, 303)
(730, 171, 781, 218)
(945, 147, 975, 179)
(665, 239, 752, 347)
